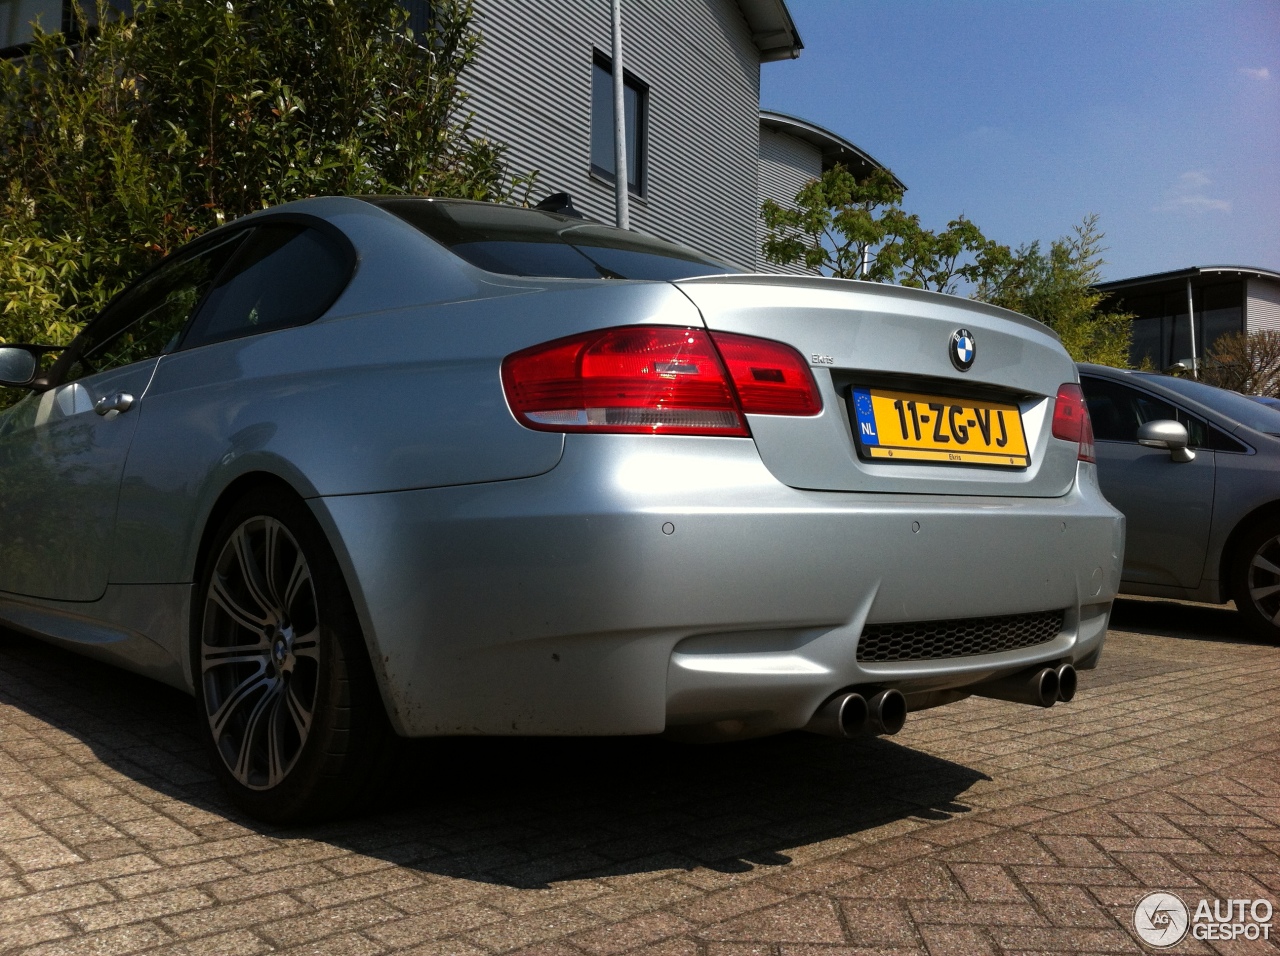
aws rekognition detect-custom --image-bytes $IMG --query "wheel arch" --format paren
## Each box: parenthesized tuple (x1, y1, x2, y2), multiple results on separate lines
(189, 470, 403, 733)
(1219, 498, 1280, 604)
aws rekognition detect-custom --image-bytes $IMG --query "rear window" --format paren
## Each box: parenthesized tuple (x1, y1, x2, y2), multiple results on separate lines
(368, 197, 737, 281)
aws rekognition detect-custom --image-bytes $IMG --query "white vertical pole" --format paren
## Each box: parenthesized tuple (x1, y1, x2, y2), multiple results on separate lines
(611, 0, 629, 229)
(1186, 277, 1198, 378)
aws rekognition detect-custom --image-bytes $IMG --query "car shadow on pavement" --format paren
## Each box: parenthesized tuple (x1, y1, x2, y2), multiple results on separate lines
(0, 627, 986, 890)
(1108, 596, 1266, 645)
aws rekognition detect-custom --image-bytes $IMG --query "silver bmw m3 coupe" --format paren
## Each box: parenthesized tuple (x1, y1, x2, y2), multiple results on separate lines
(0, 197, 1124, 820)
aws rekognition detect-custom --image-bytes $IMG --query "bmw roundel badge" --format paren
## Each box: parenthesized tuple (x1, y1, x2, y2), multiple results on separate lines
(950, 329, 976, 371)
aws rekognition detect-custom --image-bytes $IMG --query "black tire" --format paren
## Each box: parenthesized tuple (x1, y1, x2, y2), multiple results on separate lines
(1230, 515, 1280, 643)
(192, 486, 397, 823)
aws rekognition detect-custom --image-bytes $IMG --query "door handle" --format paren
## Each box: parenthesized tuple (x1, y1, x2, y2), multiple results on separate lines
(94, 392, 135, 416)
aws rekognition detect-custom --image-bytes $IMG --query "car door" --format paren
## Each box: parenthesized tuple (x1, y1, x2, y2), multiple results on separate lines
(0, 232, 246, 602)
(1081, 374, 1215, 589)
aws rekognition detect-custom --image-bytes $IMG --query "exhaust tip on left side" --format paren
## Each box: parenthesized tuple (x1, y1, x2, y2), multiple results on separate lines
(804, 688, 905, 738)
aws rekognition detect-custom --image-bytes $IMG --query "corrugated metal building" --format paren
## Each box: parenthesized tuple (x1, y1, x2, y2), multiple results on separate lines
(1096, 266, 1280, 370)
(461, 0, 803, 270)
(757, 110, 899, 273)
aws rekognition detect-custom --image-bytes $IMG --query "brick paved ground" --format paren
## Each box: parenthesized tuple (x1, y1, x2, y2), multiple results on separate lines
(1, 597, 1277, 956)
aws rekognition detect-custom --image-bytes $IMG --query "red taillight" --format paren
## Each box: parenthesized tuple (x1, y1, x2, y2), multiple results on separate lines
(501, 326, 822, 436)
(1051, 383, 1096, 463)
(711, 331, 824, 416)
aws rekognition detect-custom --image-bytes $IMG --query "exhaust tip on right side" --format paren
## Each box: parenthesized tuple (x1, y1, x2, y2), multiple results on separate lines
(1055, 663, 1078, 702)
(972, 666, 1059, 708)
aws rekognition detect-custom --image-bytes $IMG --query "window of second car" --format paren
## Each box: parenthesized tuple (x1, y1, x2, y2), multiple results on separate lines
(59, 231, 247, 383)
(181, 223, 352, 348)
(1081, 376, 1205, 446)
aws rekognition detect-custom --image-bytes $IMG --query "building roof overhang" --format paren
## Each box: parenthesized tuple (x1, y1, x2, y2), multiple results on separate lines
(759, 110, 905, 190)
(736, 0, 803, 62)
(1096, 265, 1280, 298)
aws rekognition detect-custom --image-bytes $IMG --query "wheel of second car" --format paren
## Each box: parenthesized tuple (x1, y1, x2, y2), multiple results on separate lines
(193, 486, 396, 822)
(1230, 514, 1280, 643)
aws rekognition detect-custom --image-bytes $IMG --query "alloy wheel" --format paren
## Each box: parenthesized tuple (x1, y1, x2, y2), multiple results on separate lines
(201, 516, 320, 791)
(1247, 534, 1280, 630)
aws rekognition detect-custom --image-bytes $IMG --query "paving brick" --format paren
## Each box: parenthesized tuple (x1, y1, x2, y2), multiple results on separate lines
(839, 900, 919, 947)
(0, 881, 115, 925)
(947, 864, 1026, 902)
(3, 609, 1280, 956)
(161, 891, 307, 938)
(702, 895, 847, 944)
(916, 923, 997, 956)
(21, 920, 171, 955)
(570, 910, 695, 953)
(256, 898, 404, 947)
(361, 901, 509, 946)
(68, 887, 216, 931)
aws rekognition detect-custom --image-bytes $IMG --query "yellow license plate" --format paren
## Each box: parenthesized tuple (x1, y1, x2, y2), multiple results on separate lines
(851, 387, 1030, 467)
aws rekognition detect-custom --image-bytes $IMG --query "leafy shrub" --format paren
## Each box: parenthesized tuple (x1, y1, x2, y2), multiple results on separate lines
(0, 0, 526, 354)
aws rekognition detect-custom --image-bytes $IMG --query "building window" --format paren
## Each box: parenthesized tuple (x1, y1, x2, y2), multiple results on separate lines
(1121, 281, 1244, 370)
(2, 0, 131, 57)
(590, 51, 646, 195)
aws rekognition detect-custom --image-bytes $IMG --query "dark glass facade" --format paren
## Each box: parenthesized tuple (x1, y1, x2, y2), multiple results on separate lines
(1111, 279, 1244, 370)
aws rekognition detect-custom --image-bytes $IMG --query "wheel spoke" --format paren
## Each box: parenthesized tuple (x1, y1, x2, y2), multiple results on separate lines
(232, 526, 277, 625)
(262, 520, 285, 606)
(1251, 553, 1280, 578)
(209, 576, 270, 633)
(291, 629, 320, 661)
(209, 665, 270, 739)
(1251, 583, 1280, 602)
(232, 679, 280, 783)
(284, 682, 313, 737)
(266, 693, 287, 787)
(282, 555, 311, 618)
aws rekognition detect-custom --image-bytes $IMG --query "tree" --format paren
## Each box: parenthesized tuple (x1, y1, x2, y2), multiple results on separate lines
(1200, 330, 1280, 397)
(761, 169, 1134, 366)
(761, 165, 1013, 295)
(976, 215, 1133, 367)
(0, 0, 527, 352)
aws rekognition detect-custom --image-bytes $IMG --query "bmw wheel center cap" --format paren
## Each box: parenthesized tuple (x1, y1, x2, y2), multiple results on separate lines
(950, 329, 976, 371)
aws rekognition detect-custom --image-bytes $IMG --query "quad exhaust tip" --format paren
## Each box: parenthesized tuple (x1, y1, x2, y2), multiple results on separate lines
(805, 688, 907, 739)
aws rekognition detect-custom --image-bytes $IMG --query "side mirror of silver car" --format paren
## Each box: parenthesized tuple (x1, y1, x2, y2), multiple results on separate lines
(1137, 419, 1195, 463)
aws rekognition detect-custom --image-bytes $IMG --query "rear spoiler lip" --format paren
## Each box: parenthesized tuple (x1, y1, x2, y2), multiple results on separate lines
(675, 273, 1063, 343)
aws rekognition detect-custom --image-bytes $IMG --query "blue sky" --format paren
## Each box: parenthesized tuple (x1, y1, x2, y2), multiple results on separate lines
(760, 0, 1279, 281)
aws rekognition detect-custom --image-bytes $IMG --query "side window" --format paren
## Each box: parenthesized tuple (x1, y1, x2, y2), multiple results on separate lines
(60, 232, 246, 384)
(1081, 376, 1206, 447)
(181, 224, 352, 348)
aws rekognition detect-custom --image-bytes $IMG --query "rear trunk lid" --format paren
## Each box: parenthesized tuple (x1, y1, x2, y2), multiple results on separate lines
(675, 275, 1079, 498)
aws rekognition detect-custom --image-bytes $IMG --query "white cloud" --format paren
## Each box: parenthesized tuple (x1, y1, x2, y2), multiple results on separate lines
(1239, 67, 1271, 81)
(1154, 171, 1231, 214)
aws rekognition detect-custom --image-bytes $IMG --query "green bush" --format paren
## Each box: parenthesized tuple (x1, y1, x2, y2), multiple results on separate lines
(0, 0, 526, 353)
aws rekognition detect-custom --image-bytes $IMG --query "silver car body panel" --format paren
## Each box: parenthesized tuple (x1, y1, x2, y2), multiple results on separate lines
(312, 437, 1120, 736)
(675, 276, 1080, 498)
(1080, 363, 1280, 604)
(0, 197, 1124, 738)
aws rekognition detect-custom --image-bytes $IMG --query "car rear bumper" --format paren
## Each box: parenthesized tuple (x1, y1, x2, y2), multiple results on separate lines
(312, 435, 1124, 737)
